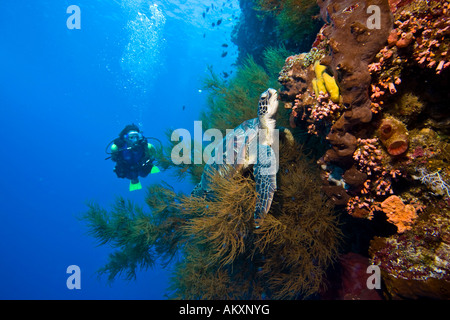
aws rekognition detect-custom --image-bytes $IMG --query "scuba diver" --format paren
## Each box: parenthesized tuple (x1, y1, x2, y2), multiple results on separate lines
(106, 124, 160, 191)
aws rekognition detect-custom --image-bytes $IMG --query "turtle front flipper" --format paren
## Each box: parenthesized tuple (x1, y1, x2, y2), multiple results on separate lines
(253, 144, 277, 227)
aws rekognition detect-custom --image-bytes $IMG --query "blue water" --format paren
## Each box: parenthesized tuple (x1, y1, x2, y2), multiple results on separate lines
(0, 0, 239, 299)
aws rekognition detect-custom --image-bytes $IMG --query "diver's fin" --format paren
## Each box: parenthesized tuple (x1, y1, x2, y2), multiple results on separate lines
(129, 180, 142, 191)
(151, 166, 160, 174)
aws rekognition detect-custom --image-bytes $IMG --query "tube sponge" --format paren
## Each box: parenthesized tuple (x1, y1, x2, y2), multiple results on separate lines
(377, 117, 409, 156)
(312, 78, 319, 97)
(322, 73, 340, 103)
(314, 60, 327, 79)
(314, 61, 327, 94)
(313, 61, 340, 103)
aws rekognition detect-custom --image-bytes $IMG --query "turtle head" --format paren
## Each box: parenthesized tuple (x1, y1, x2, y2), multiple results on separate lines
(258, 88, 278, 119)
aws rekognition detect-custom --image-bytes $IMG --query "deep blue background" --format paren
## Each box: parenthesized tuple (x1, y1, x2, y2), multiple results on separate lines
(0, 0, 239, 299)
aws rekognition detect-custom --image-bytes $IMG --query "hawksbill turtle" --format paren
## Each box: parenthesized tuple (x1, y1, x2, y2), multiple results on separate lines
(193, 88, 285, 225)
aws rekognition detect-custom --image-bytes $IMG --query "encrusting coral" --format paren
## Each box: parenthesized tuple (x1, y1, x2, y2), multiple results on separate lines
(369, 205, 450, 299)
(379, 195, 419, 233)
(369, 0, 450, 114)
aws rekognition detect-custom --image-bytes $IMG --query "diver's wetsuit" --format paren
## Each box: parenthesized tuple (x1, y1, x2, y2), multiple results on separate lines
(111, 137, 154, 181)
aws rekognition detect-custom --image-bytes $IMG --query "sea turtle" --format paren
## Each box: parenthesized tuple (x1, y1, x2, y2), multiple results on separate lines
(192, 88, 281, 225)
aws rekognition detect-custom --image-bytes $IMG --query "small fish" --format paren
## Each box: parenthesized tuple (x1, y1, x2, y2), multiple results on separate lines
(222, 43, 228, 47)
(221, 51, 228, 58)
(203, 33, 206, 38)
(217, 19, 222, 25)
(202, 12, 205, 18)
(182, 105, 186, 111)
(206, 7, 210, 12)
(222, 72, 229, 78)
(212, 22, 215, 27)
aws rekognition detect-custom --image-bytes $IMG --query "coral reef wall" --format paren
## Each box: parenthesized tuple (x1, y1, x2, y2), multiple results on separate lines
(279, 0, 450, 299)
(319, 0, 393, 168)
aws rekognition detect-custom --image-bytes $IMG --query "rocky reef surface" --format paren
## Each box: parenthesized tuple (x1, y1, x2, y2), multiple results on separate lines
(278, 0, 450, 299)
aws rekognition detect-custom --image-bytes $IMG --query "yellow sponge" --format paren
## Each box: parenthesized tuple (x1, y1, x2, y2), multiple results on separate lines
(314, 61, 327, 79)
(312, 78, 319, 97)
(313, 61, 327, 95)
(322, 73, 340, 103)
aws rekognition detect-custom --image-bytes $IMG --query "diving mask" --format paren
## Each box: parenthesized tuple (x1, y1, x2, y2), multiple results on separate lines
(125, 131, 142, 144)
